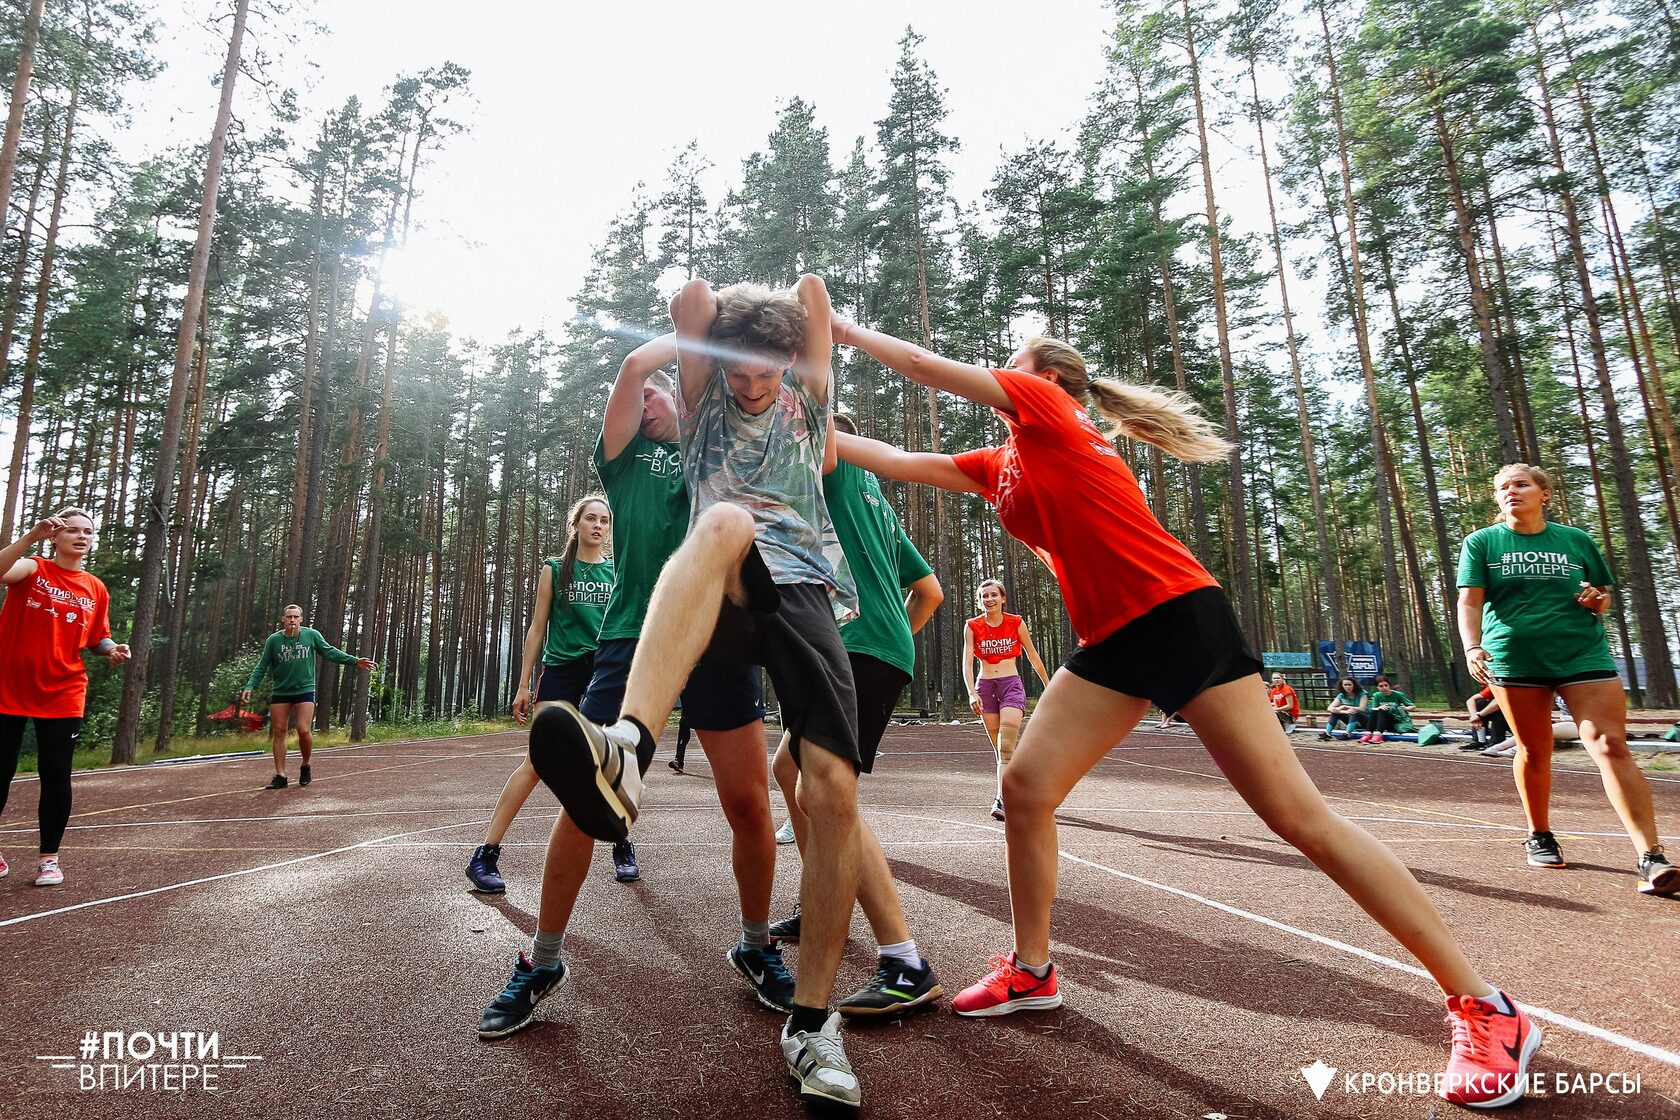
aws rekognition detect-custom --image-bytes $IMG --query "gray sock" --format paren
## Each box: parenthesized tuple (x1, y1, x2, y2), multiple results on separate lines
(532, 928, 565, 969)
(741, 917, 771, 949)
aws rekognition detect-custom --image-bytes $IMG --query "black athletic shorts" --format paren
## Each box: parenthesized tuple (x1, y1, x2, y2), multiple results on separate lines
(850, 652, 910, 775)
(706, 544, 860, 771)
(579, 638, 763, 732)
(535, 654, 595, 705)
(1063, 586, 1263, 715)
(1490, 669, 1619, 689)
(271, 692, 315, 705)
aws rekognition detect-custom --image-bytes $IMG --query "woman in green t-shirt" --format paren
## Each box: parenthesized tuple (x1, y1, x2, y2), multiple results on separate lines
(1322, 678, 1369, 739)
(1456, 463, 1675, 896)
(466, 496, 615, 894)
(1360, 677, 1415, 742)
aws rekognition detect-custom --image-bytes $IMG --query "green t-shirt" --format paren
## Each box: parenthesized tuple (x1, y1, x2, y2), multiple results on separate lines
(592, 432, 688, 642)
(245, 627, 357, 696)
(1456, 522, 1616, 679)
(541, 556, 614, 666)
(1370, 688, 1413, 714)
(825, 461, 933, 675)
(1331, 689, 1367, 710)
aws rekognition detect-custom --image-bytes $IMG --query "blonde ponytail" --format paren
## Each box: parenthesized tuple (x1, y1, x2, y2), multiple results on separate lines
(1022, 336, 1232, 463)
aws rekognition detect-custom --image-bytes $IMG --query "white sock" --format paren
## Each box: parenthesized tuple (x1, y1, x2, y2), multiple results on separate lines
(1017, 957, 1051, 979)
(1476, 988, 1509, 1013)
(877, 938, 920, 968)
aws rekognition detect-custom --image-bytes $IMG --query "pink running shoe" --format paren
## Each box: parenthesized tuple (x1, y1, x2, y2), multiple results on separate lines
(1442, 991, 1541, 1108)
(952, 952, 1062, 1017)
(0, 851, 8, 878)
(34, 856, 63, 887)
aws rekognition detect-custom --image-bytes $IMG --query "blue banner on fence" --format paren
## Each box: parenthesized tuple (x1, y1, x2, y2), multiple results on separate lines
(1318, 641, 1383, 685)
(1263, 651, 1315, 669)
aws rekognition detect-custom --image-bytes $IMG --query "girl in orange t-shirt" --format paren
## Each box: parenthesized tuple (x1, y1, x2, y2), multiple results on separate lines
(828, 322, 1537, 1106)
(963, 579, 1049, 821)
(0, 510, 131, 887)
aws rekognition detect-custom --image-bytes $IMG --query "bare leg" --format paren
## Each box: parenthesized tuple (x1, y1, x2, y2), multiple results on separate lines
(293, 701, 316, 766)
(1180, 676, 1487, 996)
(700, 722, 775, 923)
(792, 741, 861, 1008)
(774, 733, 908, 944)
(621, 504, 755, 734)
(997, 706, 1024, 797)
(484, 761, 545, 847)
(534, 812, 597, 934)
(484, 699, 557, 846)
(1560, 679, 1660, 856)
(1493, 686, 1558, 835)
(268, 702, 293, 776)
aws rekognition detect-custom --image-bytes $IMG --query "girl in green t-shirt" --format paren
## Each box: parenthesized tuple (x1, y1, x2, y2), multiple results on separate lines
(1323, 678, 1369, 738)
(1456, 463, 1675, 896)
(466, 496, 615, 894)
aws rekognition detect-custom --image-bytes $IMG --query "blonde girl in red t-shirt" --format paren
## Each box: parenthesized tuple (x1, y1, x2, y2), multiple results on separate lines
(964, 579, 1050, 820)
(828, 321, 1538, 1109)
(0, 510, 130, 887)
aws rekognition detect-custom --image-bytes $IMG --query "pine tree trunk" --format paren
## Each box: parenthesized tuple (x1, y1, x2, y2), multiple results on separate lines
(0, 0, 46, 237)
(0, 102, 48, 393)
(1184, 0, 1255, 633)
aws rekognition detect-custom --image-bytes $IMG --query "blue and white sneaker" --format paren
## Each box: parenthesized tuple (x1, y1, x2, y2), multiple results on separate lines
(477, 952, 568, 1038)
(466, 843, 505, 893)
(612, 839, 640, 883)
(729, 941, 796, 1013)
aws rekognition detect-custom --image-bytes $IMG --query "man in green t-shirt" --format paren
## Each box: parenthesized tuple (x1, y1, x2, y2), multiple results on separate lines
(242, 605, 375, 789)
(768, 413, 946, 1019)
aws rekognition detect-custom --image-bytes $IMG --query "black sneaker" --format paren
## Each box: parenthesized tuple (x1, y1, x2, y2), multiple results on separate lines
(768, 905, 801, 944)
(477, 952, 568, 1038)
(836, 955, 944, 1018)
(728, 941, 796, 1013)
(1637, 846, 1679, 896)
(299, 764, 312, 786)
(1525, 831, 1566, 868)
(466, 843, 505, 893)
(264, 773, 287, 790)
(528, 704, 651, 842)
(612, 839, 640, 882)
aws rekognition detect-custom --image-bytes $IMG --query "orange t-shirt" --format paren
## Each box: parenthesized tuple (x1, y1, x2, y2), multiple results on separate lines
(0, 559, 111, 718)
(968, 612, 1024, 664)
(951, 369, 1218, 647)
(1269, 683, 1299, 718)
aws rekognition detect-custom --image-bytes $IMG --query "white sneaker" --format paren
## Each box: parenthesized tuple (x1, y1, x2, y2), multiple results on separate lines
(527, 704, 646, 842)
(34, 856, 63, 887)
(781, 1011, 860, 1110)
(775, 819, 795, 845)
(1481, 738, 1515, 757)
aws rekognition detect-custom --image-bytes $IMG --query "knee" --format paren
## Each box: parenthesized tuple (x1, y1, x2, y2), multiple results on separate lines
(1585, 731, 1631, 765)
(794, 756, 858, 828)
(771, 739, 797, 792)
(693, 503, 755, 556)
(718, 783, 774, 834)
(1257, 799, 1339, 857)
(999, 766, 1053, 815)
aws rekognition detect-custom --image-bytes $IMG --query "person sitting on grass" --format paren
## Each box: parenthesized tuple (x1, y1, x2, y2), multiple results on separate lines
(242, 605, 375, 790)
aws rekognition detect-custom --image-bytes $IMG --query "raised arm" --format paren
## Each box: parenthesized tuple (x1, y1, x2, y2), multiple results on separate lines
(671, 278, 718, 412)
(832, 316, 1011, 412)
(1018, 620, 1052, 689)
(0, 519, 59, 585)
(602, 333, 677, 462)
(511, 563, 555, 725)
(834, 430, 985, 495)
(792, 274, 833, 406)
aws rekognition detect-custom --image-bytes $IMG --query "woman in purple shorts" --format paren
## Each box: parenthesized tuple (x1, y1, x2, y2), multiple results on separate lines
(964, 579, 1051, 820)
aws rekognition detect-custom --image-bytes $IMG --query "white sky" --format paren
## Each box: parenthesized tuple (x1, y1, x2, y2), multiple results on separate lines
(117, 0, 1128, 342)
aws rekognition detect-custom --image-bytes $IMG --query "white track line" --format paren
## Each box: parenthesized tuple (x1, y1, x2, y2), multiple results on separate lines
(877, 810, 1680, 1072)
(0, 818, 487, 929)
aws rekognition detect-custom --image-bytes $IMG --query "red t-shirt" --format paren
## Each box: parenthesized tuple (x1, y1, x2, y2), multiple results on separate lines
(0, 559, 111, 718)
(968, 612, 1024, 664)
(951, 369, 1218, 646)
(1269, 683, 1299, 718)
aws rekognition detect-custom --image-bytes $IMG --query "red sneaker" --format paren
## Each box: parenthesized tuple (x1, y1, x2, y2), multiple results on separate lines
(952, 952, 1062, 1017)
(1442, 991, 1541, 1108)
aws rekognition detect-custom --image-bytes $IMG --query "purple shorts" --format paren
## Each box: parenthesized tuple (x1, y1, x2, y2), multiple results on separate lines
(976, 674, 1027, 715)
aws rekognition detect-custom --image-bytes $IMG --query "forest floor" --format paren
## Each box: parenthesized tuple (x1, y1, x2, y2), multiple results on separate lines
(2, 722, 1676, 1119)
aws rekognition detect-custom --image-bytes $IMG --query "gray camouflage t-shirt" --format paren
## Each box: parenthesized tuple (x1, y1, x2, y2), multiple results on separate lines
(680, 368, 857, 620)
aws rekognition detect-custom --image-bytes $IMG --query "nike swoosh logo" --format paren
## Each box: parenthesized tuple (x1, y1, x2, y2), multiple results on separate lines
(1006, 981, 1047, 1000)
(1502, 1033, 1523, 1061)
(749, 968, 765, 985)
